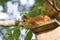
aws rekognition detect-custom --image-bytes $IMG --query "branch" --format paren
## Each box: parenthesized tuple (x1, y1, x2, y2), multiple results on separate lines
(0, 20, 22, 26)
(47, 0, 53, 6)
(53, 0, 60, 12)
(47, 0, 60, 12)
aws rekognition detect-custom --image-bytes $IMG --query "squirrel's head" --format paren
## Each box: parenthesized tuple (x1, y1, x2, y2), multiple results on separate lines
(22, 15, 29, 22)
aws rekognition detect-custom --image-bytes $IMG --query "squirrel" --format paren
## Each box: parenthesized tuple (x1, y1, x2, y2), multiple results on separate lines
(22, 15, 51, 25)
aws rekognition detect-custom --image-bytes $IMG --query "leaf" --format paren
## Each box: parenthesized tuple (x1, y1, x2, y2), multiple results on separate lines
(13, 29, 20, 40)
(25, 30, 33, 40)
(0, 0, 9, 12)
(22, 25, 29, 30)
(13, 25, 21, 40)
(8, 34, 14, 40)
(6, 28, 12, 35)
(3, 36, 8, 40)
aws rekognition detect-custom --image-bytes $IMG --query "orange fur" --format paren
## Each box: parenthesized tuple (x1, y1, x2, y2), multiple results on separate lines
(22, 15, 51, 25)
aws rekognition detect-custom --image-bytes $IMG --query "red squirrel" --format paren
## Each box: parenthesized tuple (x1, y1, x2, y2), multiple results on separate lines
(22, 15, 51, 25)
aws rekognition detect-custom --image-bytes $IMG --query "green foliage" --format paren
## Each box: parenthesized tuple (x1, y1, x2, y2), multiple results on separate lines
(35, 0, 47, 6)
(25, 6, 46, 17)
(2, 25, 33, 40)
(25, 0, 47, 17)
(3, 25, 21, 40)
(21, 25, 33, 40)
(0, 0, 9, 2)
(0, 0, 47, 40)
(13, 26, 20, 40)
(25, 30, 33, 40)
(0, 0, 9, 12)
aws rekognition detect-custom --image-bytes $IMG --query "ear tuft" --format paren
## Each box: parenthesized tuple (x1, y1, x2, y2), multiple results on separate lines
(22, 15, 28, 22)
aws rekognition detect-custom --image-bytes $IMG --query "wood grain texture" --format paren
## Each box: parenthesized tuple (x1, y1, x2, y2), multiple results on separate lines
(30, 19, 60, 33)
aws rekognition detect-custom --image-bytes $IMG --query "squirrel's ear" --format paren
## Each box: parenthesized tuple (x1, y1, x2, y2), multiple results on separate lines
(22, 15, 28, 19)
(22, 15, 29, 21)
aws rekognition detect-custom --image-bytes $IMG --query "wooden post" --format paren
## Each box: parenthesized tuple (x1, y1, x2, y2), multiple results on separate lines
(35, 26, 60, 40)
(29, 19, 60, 40)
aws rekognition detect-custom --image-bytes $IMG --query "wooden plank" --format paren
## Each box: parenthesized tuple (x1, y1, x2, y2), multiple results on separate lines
(29, 19, 60, 33)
